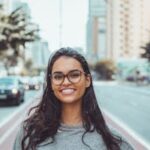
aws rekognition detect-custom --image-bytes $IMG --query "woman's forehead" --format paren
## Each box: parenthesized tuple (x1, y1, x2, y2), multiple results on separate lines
(51, 56, 83, 72)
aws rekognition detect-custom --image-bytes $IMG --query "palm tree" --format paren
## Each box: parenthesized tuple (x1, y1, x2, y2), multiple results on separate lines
(0, 5, 40, 69)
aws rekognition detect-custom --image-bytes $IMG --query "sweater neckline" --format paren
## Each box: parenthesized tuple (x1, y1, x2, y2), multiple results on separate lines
(58, 122, 84, 132)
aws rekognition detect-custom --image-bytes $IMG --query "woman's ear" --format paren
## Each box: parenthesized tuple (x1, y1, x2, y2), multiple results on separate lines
(86, 75, 91, 88)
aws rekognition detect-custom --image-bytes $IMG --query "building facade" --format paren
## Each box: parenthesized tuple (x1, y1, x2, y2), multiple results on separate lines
(106, 0, 150, 61)
(86, 0, 150, 62)
(86, 0, 107, 62)
(25, 40, 50, 69)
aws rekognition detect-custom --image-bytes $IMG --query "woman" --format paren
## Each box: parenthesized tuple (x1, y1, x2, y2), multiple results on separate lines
(13, 47, 134, 150)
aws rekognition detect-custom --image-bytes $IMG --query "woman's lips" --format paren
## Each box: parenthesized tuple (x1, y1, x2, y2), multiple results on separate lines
(60, 88, 76, 95)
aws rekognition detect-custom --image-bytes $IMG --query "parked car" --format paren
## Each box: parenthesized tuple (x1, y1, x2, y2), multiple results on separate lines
(0, 76, 25, 105)
(25, 77, 41, 90)
(126, 75, 135, 82)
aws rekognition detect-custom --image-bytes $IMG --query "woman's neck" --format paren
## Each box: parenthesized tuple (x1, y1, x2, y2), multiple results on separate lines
(61, 103, 82, 126)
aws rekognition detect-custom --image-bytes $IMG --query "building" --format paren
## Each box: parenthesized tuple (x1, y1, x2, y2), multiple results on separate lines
(106, 0, 150, 60)
(86, 0, 107, 62)
(25, 40, 50, 69)
(86, 0, 150, 63)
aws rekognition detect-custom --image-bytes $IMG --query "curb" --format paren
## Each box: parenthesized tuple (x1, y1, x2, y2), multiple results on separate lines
(102, 108, 150, 150)
(0, 92, 41, 147)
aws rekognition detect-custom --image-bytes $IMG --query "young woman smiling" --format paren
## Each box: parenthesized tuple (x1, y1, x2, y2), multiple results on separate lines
(13, 47, 134, 150)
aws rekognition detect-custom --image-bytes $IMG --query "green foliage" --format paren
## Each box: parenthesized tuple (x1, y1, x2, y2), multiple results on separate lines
(94, 59, 117, 80)
(0, 5, 40, 65)
(141, 42, 150, 62)
(0, 4, 40, 74)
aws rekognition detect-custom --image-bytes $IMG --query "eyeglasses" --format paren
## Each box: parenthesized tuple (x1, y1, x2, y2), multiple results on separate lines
(50, 69, 86, 85)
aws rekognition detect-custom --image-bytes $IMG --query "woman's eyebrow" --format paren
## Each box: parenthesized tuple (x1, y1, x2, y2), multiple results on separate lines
(53, 69, 81, 74)
(52, 71, 63, 74)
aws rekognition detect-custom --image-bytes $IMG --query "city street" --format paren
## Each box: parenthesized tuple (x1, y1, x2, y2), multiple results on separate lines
(1, 0, 150, 149)
(0, 90, 41, 150)
(0, 90, 40, 123)
(0, 81, 150, 149)
(94, 81, 150, 148)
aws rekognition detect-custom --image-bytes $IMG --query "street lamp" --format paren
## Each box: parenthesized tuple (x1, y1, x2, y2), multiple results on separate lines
(59, 0, 62, 47)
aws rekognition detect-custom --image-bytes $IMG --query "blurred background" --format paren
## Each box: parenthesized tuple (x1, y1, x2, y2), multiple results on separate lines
(0, 0, 150, 149)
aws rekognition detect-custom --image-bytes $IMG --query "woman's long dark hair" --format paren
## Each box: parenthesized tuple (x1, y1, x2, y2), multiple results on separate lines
(22, 47, 123, 150)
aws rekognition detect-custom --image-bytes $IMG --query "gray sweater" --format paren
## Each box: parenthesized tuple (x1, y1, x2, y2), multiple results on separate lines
(13, 123, 134, 150)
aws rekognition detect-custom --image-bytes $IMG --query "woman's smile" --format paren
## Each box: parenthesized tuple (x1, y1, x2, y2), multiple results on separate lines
(51, 56, 90, 104)
(60, 88, 76, 95)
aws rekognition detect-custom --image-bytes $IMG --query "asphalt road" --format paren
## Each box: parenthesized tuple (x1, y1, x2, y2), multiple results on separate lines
(0, 90, 41, 150)
(0, 90, 40, 124)
(94, 81, 150, 146)
(0, 82, 150, 149)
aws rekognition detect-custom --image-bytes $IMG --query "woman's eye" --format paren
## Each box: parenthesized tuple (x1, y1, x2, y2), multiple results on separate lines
(54, 74, 63, 80)
(70, 72, 80, 78)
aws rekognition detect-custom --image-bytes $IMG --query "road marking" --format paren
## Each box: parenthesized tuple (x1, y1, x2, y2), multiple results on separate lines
(0, 91, 42, 147)
(102, 108, 150, 150)
(0, 114, 22, 145)
(0, 91, 42, 129)
(94, 81, 118, 86)
(0, 103, 29, 129)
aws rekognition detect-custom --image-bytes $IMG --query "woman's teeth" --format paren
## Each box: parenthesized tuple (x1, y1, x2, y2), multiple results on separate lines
(61, 89, 75, 94)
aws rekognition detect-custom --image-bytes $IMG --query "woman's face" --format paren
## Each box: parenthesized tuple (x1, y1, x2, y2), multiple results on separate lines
(51, 56, 91, 105)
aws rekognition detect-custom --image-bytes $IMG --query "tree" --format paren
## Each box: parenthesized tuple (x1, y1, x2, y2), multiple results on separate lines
(0, 5, 40, 68)
(141, 42, 150, 62)
(94, 59, 117, 80)
(141, 42, 150, 76)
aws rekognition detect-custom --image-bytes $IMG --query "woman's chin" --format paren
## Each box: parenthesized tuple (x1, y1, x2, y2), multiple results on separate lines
(59, 97, 81, 105)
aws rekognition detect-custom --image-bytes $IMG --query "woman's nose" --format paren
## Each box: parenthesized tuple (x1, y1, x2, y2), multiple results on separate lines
(62, 76, 71, 85)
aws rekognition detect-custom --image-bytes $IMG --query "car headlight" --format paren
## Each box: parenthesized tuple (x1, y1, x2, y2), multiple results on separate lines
(35, 85, 40, 90)
(12, 88, 18, 94)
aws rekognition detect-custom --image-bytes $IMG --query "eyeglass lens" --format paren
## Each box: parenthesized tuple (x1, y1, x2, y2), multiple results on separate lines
(52, 70, 82, 85)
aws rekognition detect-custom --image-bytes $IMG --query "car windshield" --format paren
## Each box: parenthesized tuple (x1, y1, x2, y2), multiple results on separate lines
(0, 78, 17, 86)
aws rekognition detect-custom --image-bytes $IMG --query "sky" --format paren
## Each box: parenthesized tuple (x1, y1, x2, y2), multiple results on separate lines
(24, 0, 88, 51)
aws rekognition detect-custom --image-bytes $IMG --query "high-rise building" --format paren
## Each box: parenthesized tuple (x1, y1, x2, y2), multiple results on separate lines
(106, 0, 150, 60)
(86, 0, 150, 62)
(25, 41, 50, 69)
(86, 0, 107, 61)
